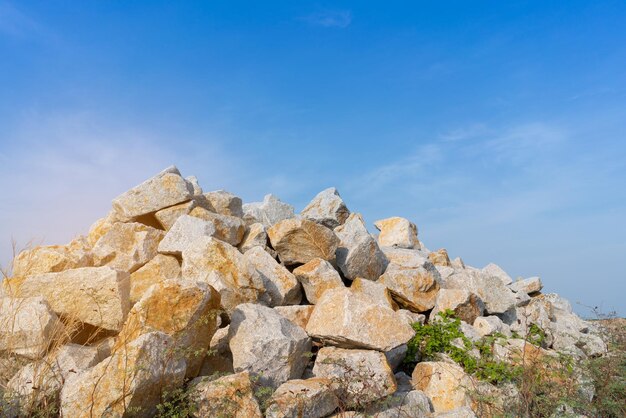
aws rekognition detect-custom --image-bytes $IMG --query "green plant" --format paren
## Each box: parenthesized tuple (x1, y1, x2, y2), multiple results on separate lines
(155, 385, 196, 418)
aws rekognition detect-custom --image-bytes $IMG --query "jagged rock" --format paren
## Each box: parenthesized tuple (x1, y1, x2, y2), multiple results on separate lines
(378, 264, 440, 312)
(244, 246, 301, 306)
(189, 207, 246, 246)
(185, 175, 203, 195)
(430, 289, 484, 324)
(396, 309, 426, 327)
(239, 223, 269, 253)
(335, 213, 387, 281)
(11, 244, 91, 279)
(350, 277, 397, 310)
(436, 265, 455, 281)
(412, 361, 474, 413)
(229, 303, 312, 389)
(4, 344, 99, 412)
(204, 190, 244, 218)
(374, 217, 419, 249)
(129, 254, 181, 304)
(181, 237, 265, 311)
(112, 166, 193, 221)
(158, 215, 217, 256)
(459, 321, 482, 343)
(243, 194, 295, 227)
(268, 218, 339, 266)
(312, 347, 396, 406)
(434, 406, 477, 417)
(274, 305, 315, 329)
(293, 258, 344, 304)
(60, 332, 186, 418)
(473, 316, 511, 337)
(482, 263, 513, 286)
(265, 377, 339, 418)
(92, 222, 164, 273)
(301, 187, 350, 229)
(155, 200, 199, 230)
(305, 288, 415, 352)
(450, 257, 466, 270)
(360, 389, 433, 418)
(381, 247, 429, 269)
(445, 271, 516, 315)
(0, 297, 63, 359)
(510, 276, 543, 295)
(16, 266, 130, 332)
(187, 371, 262, 418)
(428, 249, 451, 267)
(115, 279, 221, 378)
(87, 214, 116, 247)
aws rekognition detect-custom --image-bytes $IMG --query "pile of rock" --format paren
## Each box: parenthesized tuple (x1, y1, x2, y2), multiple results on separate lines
(0, 166, 606, 417)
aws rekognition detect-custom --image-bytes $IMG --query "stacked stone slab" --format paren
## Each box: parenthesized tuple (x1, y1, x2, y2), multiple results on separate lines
(0, 166, 608, 417)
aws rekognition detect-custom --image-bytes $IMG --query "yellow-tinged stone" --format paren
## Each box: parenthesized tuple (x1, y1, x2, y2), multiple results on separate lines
(238, 222, 269, 253)
(430, 289, 484, 324)
(87, 214, 116, 247)
(374, 217, 419, 249)
(274, 305, 315, 329)
(293, 258, 344, 304)
(412, 361, 474, 413)
(11, 243, 91, 279)
(189, 206, 246, 246)
(116, 279, 221, 378)
(428, 248, 451, 267)
(351, 277, 398, 310)
(60, 332, 186, 418)
(265, 377, 339, 418)
(155, 200, 198, 230)
(243, 246, 301, 306)
(187, 371, 262, 418)
(268, 218, 340, 266)
(378, 265, 440, 312)
(129, 254, 181, 303)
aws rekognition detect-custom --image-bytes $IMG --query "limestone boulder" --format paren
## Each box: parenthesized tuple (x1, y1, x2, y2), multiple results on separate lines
(265, 377, 339, 418)
(473, 316, 511, 337)
(239, 222, 269, 253)
(411, 361, 474, 413)
(360, 389, 433, 418)
(305, 288, 415, 352)
(92, 222, 164, 273)
(335, 213, 387, 281)
(434, 407, 477, 417)
(190, 207, 246, 246)
(351, 277, 397, 310)
(185, 175, 203, 195)
(129, 254, 181, 304)
(87, 214, 116, 247)
(11, 244, 91, 279)
(115, 279, 221, 378)
(243, 194, 295, 227)
(111, 166, 193, 221)
(181, 237, 265, 311)
(378, 264, 440, 312)
(60, 332, 186, 418)
(293, 258, 344, 304)
(268, 218, 339, 266)
(229, 303, 312, 389)
(313, 347, 397, 407)
(510, 276, 543, 295)
(155, 200, 199, 230)
(301, 187, 350, 229)
(396, 310, 426, 327)
(374, 217, 419, 249)
(274, 305, 315, 329)
(187, 372, 262, 418)
(244, 246, 301, 306)
(16, 267, 130, 332)
(381, 247, 429, 270)
(428, 249, 451, 267)
(445, 271, 516, 315)
(430, 289, 484, 324)
(204, 190, 243, 217)
(158, 215, 217, 256)
(0, 297, 63, 359)
(482, 263, 513, 286)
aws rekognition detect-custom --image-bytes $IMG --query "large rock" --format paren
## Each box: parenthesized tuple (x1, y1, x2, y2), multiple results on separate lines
(239, 222, 269, 253)
(189, 207, 246, 246)
(229, 303, 312, 389)
(157, 215, 217, 256)
(129, 254, 181, 304)
(293, 258, 344, 304)
(243, 194, 295, 227)
(204, 190, 244, 218)
(92, 222, 164, 273)
(445, 271, 516, 315)
(305, 288, 415, 352)
(60, 332, 186, 418)
(111, 166, 193, 221)
(473, 316, 511, 337)
(187, 372, 262, 418)
(265, 377, 339, 418)
(312, 347, 397, 407)
(244, 246, 302, 306)
(359, 390, 433, 418)
(510, 276, 543, 295)
(351, 277, 397, 310)
(430, 289, 484, 324)
(181, 237, 265, 311)
(268, 219, 339, 266)
(301, 187, 350, 229)
(16, 267, 131, 332)
(381, 247, 428, 270)
(154, 200, 199, 230)
(274, 305, 315, 329)
(378, 264, 440, 312)
(482, 263, 513, 286)
(411, 361, 474, 413)
(374, 217, 419, 249)
(115, 279, 221, 378)
(335, 213, 387, 281)
(11, 244, 91, 279)
(0, 297, 63, 359)
(4, 344, 99, 413)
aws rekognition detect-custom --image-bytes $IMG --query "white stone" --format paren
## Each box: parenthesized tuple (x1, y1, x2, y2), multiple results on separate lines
(482, 263, 513, 286)
(335, 213, 387, 281)
(301, 187, 350, 229)
(244, 246, 302, 306)
(374, 217, 419, 249)
(158, 215, 217, 255)
(204, 190, 244, 217)
(243, 194, 295, 227)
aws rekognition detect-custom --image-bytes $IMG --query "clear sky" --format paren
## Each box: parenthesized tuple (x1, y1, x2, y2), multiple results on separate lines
(1, 1, 625, 316)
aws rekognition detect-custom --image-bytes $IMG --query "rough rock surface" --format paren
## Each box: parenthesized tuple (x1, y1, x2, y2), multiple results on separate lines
(274, 305, 315, 329)
(204, 190, 244, 217)
(239, 222, 269, 253)
(374, 217, 419, 249)
(412, 361, 474, 413)
(154, 200, 198, 230)
(157, 214, 217, 255)
(265, 377, 339, 418)
(301, 187, 350, 229)
(378, 264, 441, 312)
(11, 245, 91, 279)
(129, 254, 181, 304)
(482, 263, 513, 286)
(244, 246, 302, 306)
(430, 289, 484, 324)
(335, 213, 387, 281)
(229, 303, 312, 389)
(428, 249, 451, 267)
(510, 276, 543, 295)
(350, 277, 397, 310)
(268, 218, 340, 266)
(243, 194, 295, 227)
(189, 207, 247, 246)
(188, 371, 262, 418)
(293, 258, 344, 304)
(445, 271, 516, 315)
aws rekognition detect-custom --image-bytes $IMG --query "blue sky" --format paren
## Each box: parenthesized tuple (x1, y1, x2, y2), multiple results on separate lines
(1, 1, 625, 316)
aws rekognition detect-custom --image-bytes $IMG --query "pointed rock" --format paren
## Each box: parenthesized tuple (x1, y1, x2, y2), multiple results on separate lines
(293, 258, 344, 304)
(301, 187, 350, 229)
(155, 200, 199, 230)
(268, 218, 340, 266)
(374, 217, 419, 249)
(378, 264, 441, 312)
(428, 249, 451, 267)
(244, 246, 302, 306)
(238, 222, 269, 253)
(335, 213, 387, 281)
(243, 194, 295, 227)
(430, 289, 484, 324)
(204, 190, 244, 218)
(482, 263, 513, 286)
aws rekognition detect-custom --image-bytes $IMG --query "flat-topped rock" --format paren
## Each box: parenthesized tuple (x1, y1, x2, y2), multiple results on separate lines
(374, 217, 419, 249)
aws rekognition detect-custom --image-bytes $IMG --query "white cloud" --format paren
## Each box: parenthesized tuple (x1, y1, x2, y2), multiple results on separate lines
(303, 9, 352, 28)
